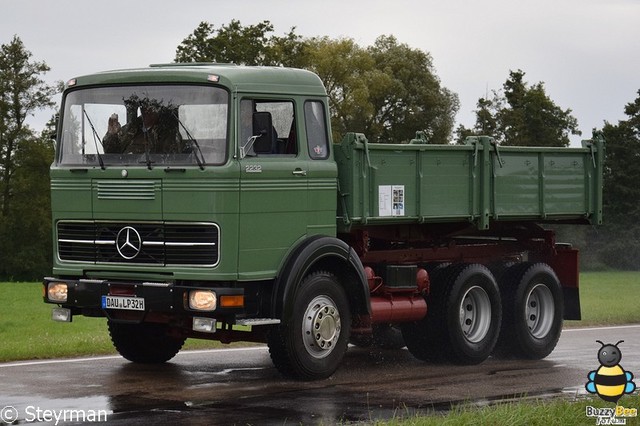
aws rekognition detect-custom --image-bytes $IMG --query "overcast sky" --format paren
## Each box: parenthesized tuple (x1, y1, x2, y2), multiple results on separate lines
(2, 0, 639, 144)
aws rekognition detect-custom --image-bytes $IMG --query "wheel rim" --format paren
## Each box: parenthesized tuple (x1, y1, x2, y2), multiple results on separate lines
(459, 285, 492, 343)
(302, 295, 341, 359)
(525, 283, 554, 339)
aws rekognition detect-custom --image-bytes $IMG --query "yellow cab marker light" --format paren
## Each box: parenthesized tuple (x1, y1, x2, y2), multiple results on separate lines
(220, 295, 244, 308)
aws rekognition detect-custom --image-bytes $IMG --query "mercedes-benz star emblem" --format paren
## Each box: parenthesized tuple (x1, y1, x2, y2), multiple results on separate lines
(116, 226, 142, 260)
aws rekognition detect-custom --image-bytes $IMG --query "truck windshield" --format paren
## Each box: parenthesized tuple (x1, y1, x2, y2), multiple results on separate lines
(58, 85, 228, 167)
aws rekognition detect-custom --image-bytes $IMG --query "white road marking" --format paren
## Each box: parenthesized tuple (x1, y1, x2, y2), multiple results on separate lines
(0, 346, 267, 368)
(562, 324, 640, 332)
(0, 325, 637, 369)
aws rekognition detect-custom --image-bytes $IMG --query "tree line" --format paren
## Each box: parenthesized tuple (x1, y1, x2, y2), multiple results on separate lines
(1, 21, 639, 280)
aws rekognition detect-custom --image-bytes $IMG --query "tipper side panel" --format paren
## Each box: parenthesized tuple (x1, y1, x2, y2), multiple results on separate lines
(335, 133, 604, 231)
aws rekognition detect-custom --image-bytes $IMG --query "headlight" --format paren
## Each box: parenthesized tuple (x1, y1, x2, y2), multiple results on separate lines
(189, 290, 217, 311)
(47, 282, 68, 303)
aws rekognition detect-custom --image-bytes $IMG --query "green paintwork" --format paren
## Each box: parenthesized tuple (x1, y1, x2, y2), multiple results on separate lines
(66, 64, 327, 97)
(51, 64, 335, 282)
(335, 133, 604, 232)
(50, 64, 604, 284)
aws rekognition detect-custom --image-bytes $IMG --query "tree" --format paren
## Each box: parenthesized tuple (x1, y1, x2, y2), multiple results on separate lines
(175, 22, 459, 144)
(174, 20, 307, 67)
(595, 90, 640, 269)
(298, 35, 459, 144)
(303, 37, 375, 142)
(0, 35, 55, 217)
(0, 36, 56, 280)
(554, 90, 640, 271)
(458, 70, 580, 146)
(365, 36, 459, 144)
(0, 121, 55, 280)
(293, 35, 459, 144)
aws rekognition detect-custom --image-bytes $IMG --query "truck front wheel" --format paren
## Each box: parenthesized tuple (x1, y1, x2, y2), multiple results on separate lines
(108, 321, 185, 364)
(268, 271, 351, 380)
(494, 263, 563, 359)
(402, 264, 502, 364)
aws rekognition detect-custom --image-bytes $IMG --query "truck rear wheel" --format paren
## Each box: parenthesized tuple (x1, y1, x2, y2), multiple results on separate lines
(494, 263, 563, 359)
(108, 321, 185, 364)
(402, 264, 501, 364)
(268, 271, 351, 380)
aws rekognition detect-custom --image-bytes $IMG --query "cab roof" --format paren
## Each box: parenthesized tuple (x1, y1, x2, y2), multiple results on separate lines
(66, 63, 328, 97)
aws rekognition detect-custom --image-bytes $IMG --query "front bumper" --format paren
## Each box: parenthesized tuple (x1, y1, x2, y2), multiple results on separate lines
(43, 277, 245, 322)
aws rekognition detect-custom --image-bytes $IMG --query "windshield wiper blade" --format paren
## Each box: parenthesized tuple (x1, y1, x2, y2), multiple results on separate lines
(139, 108, 154, 170)
(173, 112, 205, 170)
(82, 110, 105, 170)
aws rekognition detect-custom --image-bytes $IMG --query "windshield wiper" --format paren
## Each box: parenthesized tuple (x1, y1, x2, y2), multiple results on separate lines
(139, 108, 154, 170)
(82, 110, 105, 170)
(173, 112, 205, 170)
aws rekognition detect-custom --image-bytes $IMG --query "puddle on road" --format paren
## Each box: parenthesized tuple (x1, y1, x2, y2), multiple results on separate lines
(1, 386, 586, 425)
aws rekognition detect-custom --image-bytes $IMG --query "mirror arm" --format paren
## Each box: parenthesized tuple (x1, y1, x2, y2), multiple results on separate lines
(240, 135, 260, 160)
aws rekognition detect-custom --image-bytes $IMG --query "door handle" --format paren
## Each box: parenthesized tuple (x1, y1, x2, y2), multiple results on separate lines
(292, 169, 307, 176)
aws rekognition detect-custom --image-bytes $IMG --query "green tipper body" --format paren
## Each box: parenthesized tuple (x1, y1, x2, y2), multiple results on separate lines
(335, 133, 604, 232)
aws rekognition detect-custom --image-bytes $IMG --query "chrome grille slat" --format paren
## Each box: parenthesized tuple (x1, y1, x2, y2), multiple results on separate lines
(57, 221, 219, 267)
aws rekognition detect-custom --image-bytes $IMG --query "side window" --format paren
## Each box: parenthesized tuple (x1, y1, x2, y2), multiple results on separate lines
(304, 101, 329, 160)
(240, 99, 297, 156)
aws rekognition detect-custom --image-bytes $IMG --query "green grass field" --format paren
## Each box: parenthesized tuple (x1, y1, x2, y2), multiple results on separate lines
(0, 281, 249, 362)
(565, 271, 640, 326)
(1, 271, 639, 362)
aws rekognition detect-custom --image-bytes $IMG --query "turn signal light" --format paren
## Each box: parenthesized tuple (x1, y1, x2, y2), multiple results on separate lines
(220, 295, 244, 308)
(47, 282, 68, 303)
(189, 290, 217, 311)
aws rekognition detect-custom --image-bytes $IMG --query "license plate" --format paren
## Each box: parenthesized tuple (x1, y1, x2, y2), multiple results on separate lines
(101, 295, 145, 311)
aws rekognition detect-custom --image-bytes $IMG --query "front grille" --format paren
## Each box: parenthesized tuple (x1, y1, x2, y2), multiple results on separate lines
(57, 221, 219, 266)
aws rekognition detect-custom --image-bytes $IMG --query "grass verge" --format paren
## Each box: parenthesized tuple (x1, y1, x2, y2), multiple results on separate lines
(0, 281, 253, 362)
(565, 271, 640, 327)
(376, 394, 640, 425)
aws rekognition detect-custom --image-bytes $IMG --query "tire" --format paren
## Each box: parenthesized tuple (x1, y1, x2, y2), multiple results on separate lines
(108, 321, 185, 364)
(494, 262, 563, 359)
(268, 271, 351, 380)
(402, 263, 502, 364)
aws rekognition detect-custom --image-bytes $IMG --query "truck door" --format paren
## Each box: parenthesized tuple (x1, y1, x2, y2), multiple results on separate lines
(301, 100, 337, 237)
(238, 99, 308, 279)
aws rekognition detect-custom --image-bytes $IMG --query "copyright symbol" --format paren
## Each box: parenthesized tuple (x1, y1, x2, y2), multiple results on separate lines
(0, 406, 19, 424)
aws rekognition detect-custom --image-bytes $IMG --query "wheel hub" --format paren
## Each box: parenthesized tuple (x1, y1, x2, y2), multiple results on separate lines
(459, 285, 492, 343)
(525, 283, 554, 338)
(302, 296, 341, 359)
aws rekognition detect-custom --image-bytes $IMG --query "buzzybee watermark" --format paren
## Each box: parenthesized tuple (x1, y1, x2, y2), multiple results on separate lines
(584, 340, 638, 425)
(1, 405, 108, 425)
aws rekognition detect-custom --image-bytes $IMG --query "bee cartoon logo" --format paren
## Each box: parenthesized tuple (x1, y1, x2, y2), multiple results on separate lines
(586, 340, 636, 403)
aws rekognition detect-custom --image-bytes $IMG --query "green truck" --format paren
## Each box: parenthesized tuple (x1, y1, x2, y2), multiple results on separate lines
(43, 64, 604, 380)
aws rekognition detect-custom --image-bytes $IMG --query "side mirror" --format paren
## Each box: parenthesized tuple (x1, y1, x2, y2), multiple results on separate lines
(252, 111, 274, 154)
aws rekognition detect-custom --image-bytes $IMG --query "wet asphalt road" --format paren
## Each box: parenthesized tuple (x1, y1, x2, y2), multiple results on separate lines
(1, 324, 639, 425)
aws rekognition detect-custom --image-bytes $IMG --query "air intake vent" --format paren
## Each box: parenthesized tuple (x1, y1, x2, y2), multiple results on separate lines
(96, 180, 156, 200)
